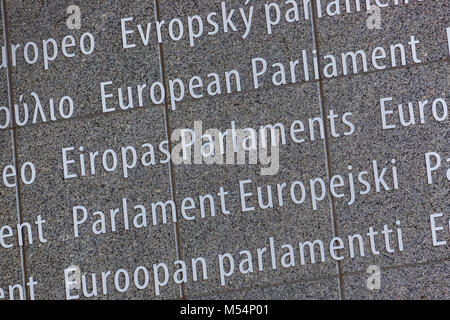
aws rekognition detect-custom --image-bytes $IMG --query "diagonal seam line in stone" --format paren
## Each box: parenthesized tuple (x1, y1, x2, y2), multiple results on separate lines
(154, 0, 186, 300)
(1, 0, 30, 300)
(309, 0, 345, 300)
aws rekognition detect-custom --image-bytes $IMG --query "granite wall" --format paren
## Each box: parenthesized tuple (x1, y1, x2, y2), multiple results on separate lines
(0, 0, 448, 300)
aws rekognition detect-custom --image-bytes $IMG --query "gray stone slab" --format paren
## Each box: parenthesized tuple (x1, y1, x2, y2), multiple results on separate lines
(323, 62, 450, 273)
(196, 277, 340, 299)
(317, 0, 449, 76)
(168, 83, 339, 296)
(6, 0, 161, 122)
(0, 18, 25, 299)
(159, 0, 315, 93)
(344, 260, 449, 299)
(15, 107, 180, 299)
(1, 0, 447, 301)
(0, 129, 25, 300)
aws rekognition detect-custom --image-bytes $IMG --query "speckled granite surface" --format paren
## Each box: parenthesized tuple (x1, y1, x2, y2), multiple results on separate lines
(0, 0, 448, 300)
